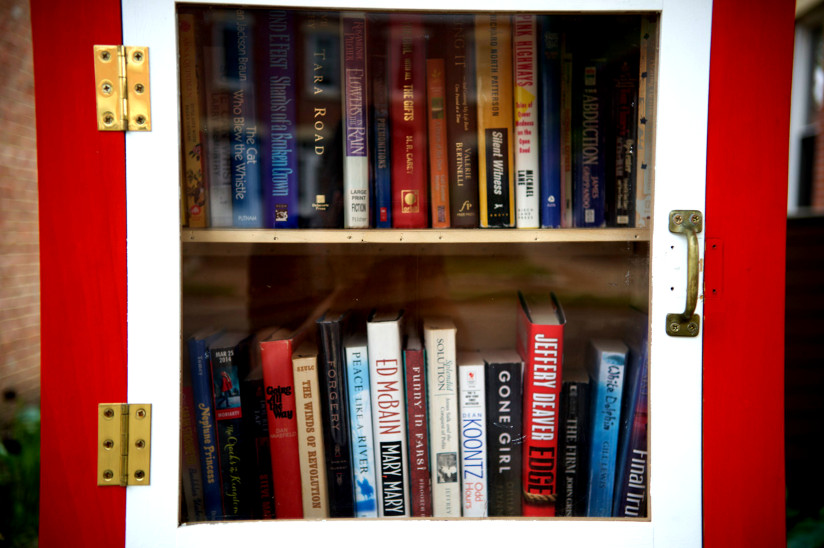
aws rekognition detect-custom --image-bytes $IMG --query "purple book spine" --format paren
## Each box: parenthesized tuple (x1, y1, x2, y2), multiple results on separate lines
(342, 13, 369, 228)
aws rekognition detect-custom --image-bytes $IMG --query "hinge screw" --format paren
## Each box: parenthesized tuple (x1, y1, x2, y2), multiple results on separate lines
(135, 408, 146, 419)
(103, 407, 115, 419)
(132, 51, 143, 63)
(135, 115, 146, 127)
(103, 439, 114, 450)
(134, 470, 146, 481)
(100, 50, 111, 62)
(135, 439, 146, 449)
(101, 82, 113, 96)
(103, 470, 114, 481)
(134, 83, 144, 94)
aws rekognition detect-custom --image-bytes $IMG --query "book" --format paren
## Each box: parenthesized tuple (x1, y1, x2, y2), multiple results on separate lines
(556, 379, 590, 517)
(443, 15, 480, 228)
(635, 15, 658, 229)
(516, 291, 566, 517)
(180, 379, 206, 522)
(224, 9, 263, 228)
(513, 13, 540, 229)
(423, 317, 461, 517)
(404, 325, 432, 517)
(459, 351, 488, 518)
(612, 313, 649, 518)
(484, 350, 524, 517)
(426, 57, 450, 228)
(178, 11, 208, 228)
(537, 15, 562, 228)
(186, 329, 224, 520)
(344, 330, 379, 517)
(292, 341, 331, 518)
(258, 9, 299, 228)
(389, 14, 428, 228)
(560, 36, 574, 228)
(316, 310, 356, 518)
(585, 338, 628, 517)
(367, 309, 411, 517)
(475, 14, 516, 228)
(259, 325, 309, 519)
(209, 331, 255, 519)
(296, 11, 344, 228)
(367, 13, 391, 228)
(341, 12, 370, 228)
(240, 362, 276, 519)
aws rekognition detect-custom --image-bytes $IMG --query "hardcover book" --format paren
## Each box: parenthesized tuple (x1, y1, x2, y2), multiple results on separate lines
(560, 38, 574, 228)
(516, 291, 566, 517)
(443, 15, 480, 228)
(292, 341, 331, 518)
(459, 351, 488, 518)
(485, 350, 524, 517)
(342, 12, 370, 228)
(585, 338, 628, 517)
(537, 15, 562, 228)
(317, 310, 356, 518)
(240, 363, 276, 519)
(556, 378, 590, 517)
(259, 325, 309, 519)
(368, 13, 392, 228)
(209, 331, 255, 520)
(476, 13, 516, 227)
(388, 14, 429, 228)
(404, 325, 432, 517)
(258, 9, 299, 228)
(427, 57, 451, 228)
(296, 11, 344, 228)
(367, 309, 411, 517)
(513, 14, 540, 228)
(423, 317, 461, 517)
(344, 331, 379, 517)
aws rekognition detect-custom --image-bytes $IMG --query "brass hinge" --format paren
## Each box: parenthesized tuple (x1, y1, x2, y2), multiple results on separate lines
(93, 46, 151, 131)
(97, 403, 152, 486)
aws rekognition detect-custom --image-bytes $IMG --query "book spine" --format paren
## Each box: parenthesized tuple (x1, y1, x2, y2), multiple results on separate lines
(179, 12, 208, 228)
(258, 10, 299, 228)
(586, 346, 627, 517)
(240, 375, 276, 519)
(317, 319, 356, 517)
(181, 384, 206, 521)
(368, 15, 392, 228)
(342, 12, 370, 228)
(513, 14, 540, 229)
(517, 308, 564, 517)
(367, 317, 411, 517)
(485, 361, 523, 517)
(475, 14, 515, 228)
(556, 381, 590, 517)
(423, 322, 461, 517)
(345, 341, 379, 517)
(225, 9, 263, 228)
(389, 14, 428, 228)
(537, 16, 562, 228)
(444, 15, 480, 228)
(296, 11, 343, 228)
(459, 361, 488, 518)
(560, 40, 574, 228)
(186, 338, 223, 520)
(635, 15, 657, 228)
(427, 57, 450, 228)
(292, 350, 330, 518)
(260, 338, 304, 519)
(608, 56, 637, 228)
(404, 345, 432, 517)
(573, 55, 608, 228)
(613, 344, 649, 517)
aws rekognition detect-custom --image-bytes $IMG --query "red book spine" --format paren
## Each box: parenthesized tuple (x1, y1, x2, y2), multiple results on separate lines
(389, 14, 428, 228)
(404, 344, 432, 516)
(517, 305, 564, 517)
(260, 336, 304, 519)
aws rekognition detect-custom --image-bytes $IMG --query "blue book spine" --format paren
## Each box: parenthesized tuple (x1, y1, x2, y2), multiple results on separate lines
(345, 338, 379, 517)
(538, 16, 562, 228)
(369, 15, 392, 228)
(187, 333, 223, 521)
(258, 10, 298, 228)
(226, 9, 263, 227)
(586, 339, 627, 517)
(573, 56, 607, 228)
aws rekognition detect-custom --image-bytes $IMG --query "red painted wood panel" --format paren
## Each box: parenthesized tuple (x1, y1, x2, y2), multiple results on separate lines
(703, 0, 793, 545)
(31, 0, 128, 546)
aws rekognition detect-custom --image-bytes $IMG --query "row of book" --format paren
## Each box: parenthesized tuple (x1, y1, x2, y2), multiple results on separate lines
(178, 8, 658, 230)
(181, 292, 649, 521)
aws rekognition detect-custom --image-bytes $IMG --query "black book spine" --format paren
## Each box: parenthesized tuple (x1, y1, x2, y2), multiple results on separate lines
(485, 359, 523, 516)
(240, 375, 276, 519)
(317, 316, 355, 517)
(556, 380, 590, 517)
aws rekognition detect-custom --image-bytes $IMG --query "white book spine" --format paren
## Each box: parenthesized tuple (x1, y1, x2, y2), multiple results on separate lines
(459, 355, 488, 517)
(345, 339, 378, 517)
(367, 313, 411, 517)
(342, 12, 370, 228)
(513, 14, 540, 229)
(423, 318, 461, 517)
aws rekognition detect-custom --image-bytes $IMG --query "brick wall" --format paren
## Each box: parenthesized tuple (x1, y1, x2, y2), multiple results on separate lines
(0, 0, 40, 412)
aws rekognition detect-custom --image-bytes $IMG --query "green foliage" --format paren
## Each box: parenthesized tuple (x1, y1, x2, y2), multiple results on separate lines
(0, 403, 40, 548)
(789, 506, 824, 548)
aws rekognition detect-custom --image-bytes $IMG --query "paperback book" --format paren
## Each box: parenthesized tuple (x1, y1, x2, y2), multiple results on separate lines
(556, 378, 590, 517)
(404, 325, 432, 517)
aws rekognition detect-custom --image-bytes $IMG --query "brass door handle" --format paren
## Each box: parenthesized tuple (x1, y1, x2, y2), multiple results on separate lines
(666, 210, 702, 337)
